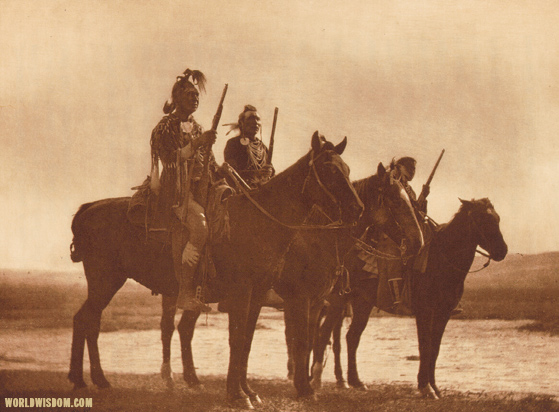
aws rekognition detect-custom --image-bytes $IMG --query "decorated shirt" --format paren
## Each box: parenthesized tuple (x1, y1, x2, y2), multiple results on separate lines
(150, 113, 218, 215)
(224, 136, 273, 188)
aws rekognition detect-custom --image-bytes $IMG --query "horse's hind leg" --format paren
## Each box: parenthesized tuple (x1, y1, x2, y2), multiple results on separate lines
(177, 308, 201, 388)
(161, 295, 177, 387)
(83, 266, 126, 389)
(69, 302, 89, 389)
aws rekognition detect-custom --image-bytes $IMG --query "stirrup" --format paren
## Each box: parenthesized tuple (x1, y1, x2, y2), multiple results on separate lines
(178, 297, 211, 313)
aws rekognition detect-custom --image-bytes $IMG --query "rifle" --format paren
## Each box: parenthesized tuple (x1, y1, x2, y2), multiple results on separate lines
(197, 84, 228, 206)
(267, 107, 279, 164)
(420, 149, 445, 201)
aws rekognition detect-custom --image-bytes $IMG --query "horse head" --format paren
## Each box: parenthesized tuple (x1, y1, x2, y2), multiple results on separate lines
(302, 131, 364, 225)
(360, 162, 424, 259)
(459, 198, 508, 261)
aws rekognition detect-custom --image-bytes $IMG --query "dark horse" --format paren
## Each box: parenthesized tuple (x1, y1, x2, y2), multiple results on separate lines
(159, 162, 425, 400)
(69, 132, 364, 409)
(280, 163, 424, 399)
(310, 198, 508, 399)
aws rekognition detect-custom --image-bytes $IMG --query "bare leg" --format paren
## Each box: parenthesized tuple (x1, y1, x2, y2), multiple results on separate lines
(160, 295, 177, 387)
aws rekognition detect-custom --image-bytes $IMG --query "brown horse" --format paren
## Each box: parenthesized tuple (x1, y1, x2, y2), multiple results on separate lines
(280, 164, 424, 399)
(69, 132, 364, 409)
(159, 162, 425, 400)
(310, 198, 508, 399)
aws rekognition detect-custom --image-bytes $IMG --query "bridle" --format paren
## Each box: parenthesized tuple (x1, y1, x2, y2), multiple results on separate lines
(438, 210, 493, 274)
(230, 149, 357, 231)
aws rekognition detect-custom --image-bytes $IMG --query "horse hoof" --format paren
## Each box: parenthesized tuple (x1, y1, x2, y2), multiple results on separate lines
(161, 376, 174, 390)
(431, 383, 442, 399)
(228, 397, 254, 410)
(336, 381, 350, 389)
(349, 381, 367, 391)
(249, 394, 262, 406)
(419, 385, 440, 400)
(160, 362, 173, 381)
(189, 383, 205, 392)
(298, 393, 318, 403)
(72, 382, 87, 391)
(310, 378, 322, 390)
(96, 381, 111, 389)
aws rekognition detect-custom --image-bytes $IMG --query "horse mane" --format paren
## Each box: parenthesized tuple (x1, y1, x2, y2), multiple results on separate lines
(353, 174, 380, 208)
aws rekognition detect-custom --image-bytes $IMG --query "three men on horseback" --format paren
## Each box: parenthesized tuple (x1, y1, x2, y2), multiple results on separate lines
(149, 69, 220, 312)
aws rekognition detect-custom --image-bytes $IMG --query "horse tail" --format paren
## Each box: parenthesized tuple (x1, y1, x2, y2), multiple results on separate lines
(70, 201, 96, 263)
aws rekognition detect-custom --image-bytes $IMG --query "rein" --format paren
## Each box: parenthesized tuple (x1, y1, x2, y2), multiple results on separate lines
(230, 150, 356, 231)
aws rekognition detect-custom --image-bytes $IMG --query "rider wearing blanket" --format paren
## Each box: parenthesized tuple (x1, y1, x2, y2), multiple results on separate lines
(223, 105, 274, 188)
(392, 157, 428, 217)
(150, 69, 221, 313)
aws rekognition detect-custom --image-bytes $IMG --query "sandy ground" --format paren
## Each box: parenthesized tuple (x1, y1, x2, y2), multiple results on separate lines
(1, 309, 558, 399)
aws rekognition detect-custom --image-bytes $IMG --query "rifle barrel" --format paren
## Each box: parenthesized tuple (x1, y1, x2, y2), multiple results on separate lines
(425, 149, 445, 186)
(268, 107, 279, 164)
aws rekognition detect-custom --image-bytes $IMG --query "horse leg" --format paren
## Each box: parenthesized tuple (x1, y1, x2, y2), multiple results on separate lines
(160, 295, 177, 387)
(82, 265, 126, 389)
(69, 302, 89, 389)
(284, 296, 315, 399)
(284, 305, 295, 381)
(226, 286, 254, 409)
(310, 296, 344, 390)
(238, 296, 265, 406)
(427, 311, 451, 398)
(346, 296, 374, 390)
(332, 314, 348, 388)
(177, 308, 202, 388)
(415, 308, 438, 399)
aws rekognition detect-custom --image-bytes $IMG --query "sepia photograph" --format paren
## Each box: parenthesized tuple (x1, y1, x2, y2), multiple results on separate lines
(1, 1, 558, 411)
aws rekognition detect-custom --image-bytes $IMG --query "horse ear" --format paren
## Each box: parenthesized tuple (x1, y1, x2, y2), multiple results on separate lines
(334, 136, 347, 155)
(311, 131, 323, 153)
(459, 198, 473, 207)
(377, 162, 386, 177)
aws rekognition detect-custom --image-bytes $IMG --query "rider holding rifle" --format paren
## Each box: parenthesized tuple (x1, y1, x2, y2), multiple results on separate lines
(150, 68, 225, 312)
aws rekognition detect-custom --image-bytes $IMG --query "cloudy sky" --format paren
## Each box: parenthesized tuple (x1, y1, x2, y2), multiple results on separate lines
(1, 0, 558, 270)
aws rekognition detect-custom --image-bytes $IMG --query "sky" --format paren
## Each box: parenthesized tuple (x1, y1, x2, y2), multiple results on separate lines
(1, 0, 558, 270)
